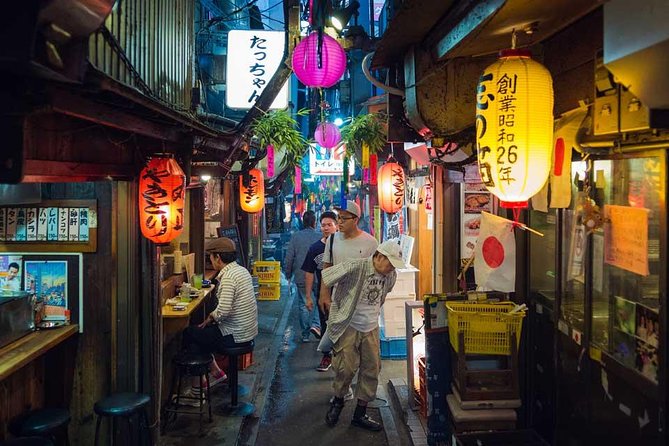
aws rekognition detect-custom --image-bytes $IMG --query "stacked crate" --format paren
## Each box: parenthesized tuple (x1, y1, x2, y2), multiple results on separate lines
(445, 301, 525, 435)
(252, 261, 281, 300)
(379, 265, 418, 359)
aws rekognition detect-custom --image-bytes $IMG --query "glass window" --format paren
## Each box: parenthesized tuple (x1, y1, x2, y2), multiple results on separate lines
(529, 209, 557, 309)
(560, 161, 588, 332)
(592, 156, 662, 384)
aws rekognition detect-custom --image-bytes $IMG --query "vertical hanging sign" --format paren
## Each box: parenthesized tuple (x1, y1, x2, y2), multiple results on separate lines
(26, 208, 37, 241)
(370, 154, 378, 185)
(47, 208, 58, 241)
(0, 208, 6, 241)
(294, 166, 302, 194)
(226, 30, 289, 109)
(58, 208, 69, 241)
(267, 145, 275, 178)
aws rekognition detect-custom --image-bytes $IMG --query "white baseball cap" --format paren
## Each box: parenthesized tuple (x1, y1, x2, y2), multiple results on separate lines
(376, 240, 406, 269)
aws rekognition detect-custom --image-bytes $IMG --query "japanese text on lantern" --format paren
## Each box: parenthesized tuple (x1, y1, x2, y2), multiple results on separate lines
(476, 71, 519, 187)
(244, 175, 260, 205)
(141, 166, 184, 238)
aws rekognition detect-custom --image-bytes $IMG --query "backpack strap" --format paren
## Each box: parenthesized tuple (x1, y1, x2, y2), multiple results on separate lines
(329, 233, 335, 264)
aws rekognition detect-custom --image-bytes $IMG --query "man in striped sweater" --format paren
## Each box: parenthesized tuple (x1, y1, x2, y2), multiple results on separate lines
(182, 237, 258, 393)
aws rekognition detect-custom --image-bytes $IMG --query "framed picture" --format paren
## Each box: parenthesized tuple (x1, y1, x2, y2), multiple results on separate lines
(614, 296, 636, 336)
(0, 254, 23, 292)
(25, 260, 68, 320)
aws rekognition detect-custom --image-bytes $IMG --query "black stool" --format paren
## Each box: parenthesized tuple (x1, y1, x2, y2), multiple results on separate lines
(93, 392, 151, 446)
(9, 408, 70, 446)
(218, 340, 254, 416)
(162, 352, 212, 435)
(0, 438, 54, 446)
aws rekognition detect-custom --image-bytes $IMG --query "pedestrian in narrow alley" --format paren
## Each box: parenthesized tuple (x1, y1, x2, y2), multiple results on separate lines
(283, 210, 323, 343)
(301, 210, 339, 350)
(321, 240, 407, 431)
(317, 200, 377, 372)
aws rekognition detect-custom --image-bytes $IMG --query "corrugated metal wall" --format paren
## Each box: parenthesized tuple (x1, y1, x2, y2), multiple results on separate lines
(89, 0, 194, 110)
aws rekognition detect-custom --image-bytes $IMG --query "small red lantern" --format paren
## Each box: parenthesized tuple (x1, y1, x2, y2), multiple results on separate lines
(314, 122, 341, 149)
(239, 168, 265, 213)
(378, 158, 405, 214)
(292, 31, 346, 88)
(139, 157, 185, 244)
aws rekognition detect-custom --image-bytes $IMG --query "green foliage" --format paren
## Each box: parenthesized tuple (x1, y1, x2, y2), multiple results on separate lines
(250, 108, 310, 168)
(339, 113, 387, 158)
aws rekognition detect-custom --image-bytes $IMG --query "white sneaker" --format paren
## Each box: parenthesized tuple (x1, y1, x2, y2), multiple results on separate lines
(329, 386, 354, 403)
(175, 387, 205, 407)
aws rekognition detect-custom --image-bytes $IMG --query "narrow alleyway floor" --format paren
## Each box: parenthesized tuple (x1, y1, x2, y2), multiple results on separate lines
(161, 276, 418, 446)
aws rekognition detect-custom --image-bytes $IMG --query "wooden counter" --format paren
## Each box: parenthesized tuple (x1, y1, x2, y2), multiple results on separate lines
(161, 286, 215, 318)
(0, 324, 79, 382)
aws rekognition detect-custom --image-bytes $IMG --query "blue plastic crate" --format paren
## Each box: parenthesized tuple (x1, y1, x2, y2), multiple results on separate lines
(379, 328, 407, 359)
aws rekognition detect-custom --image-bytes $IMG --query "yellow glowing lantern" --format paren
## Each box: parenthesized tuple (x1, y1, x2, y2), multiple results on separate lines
(378, 158, 405, 214)
(476, 49, 553, 208)
(239, 168, 265, 213)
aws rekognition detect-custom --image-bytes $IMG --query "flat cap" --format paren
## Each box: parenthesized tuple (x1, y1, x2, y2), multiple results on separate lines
(205, 237, 236, 253)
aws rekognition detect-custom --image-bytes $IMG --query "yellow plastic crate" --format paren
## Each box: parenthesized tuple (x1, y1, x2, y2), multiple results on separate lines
(252, 261, 281, 283)
(446, 302, 525, 355)
(257, 282, 281, 301)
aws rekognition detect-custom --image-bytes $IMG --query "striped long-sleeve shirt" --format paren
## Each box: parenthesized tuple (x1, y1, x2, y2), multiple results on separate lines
(212, 261, 258, 343)
(321, 257, 397, 344)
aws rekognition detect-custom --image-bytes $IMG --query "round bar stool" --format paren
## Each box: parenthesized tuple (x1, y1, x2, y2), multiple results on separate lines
(218, 340, 254, 417)
(93, 392, 151, 446)
(162, 352, 212, 435)
(10, 408, 70, 446)
(0, 438, 54, 446)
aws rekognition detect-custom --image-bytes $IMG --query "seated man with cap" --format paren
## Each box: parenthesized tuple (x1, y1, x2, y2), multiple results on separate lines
(182, 236, 258, 394)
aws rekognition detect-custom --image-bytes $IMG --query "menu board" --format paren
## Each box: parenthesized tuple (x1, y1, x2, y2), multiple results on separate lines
(216, 225, 246, 267)
(0, 200, 97, 253)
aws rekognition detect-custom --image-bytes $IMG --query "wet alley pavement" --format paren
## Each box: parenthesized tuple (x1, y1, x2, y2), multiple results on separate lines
(161, 277, 416, 446)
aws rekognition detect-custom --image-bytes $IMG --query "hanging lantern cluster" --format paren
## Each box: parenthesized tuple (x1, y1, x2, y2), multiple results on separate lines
(314, 121, 341, 149)
(239, 168, 265, 213)
(476, 48, 554, 209)
(291, 31, 346, 88)
(139, 157, 186, 244)
(377, 157, 405, 214)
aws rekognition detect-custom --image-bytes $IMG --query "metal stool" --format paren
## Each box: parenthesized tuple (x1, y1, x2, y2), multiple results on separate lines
(0, 438, 54, 446)
(218, 340, 254, 416)
(162, 352, 212, 435)
(9, 408, 70, 446)
(93, 392, 151, 446)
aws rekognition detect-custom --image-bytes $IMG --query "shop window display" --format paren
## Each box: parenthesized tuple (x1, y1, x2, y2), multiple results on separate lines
(592, 156, 662, 384)
(529, 209, 557, 308)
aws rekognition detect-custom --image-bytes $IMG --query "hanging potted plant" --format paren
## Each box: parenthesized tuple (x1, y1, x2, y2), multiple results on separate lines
(249, 108, 310, 169)
(339, 112, 387, 159)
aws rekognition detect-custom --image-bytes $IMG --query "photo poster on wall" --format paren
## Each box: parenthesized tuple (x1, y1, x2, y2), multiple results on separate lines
(460, 181, 494, 262)
(0, 255, 23, 292)
(1, 253, 83, 332)
(25, 260, 68, 320)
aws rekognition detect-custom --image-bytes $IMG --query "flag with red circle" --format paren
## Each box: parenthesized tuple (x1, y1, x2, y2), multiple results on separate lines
(474, 212, 516, 292)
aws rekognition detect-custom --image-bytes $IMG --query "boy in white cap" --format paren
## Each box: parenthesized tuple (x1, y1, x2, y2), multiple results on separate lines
(321, 239, 406, 431)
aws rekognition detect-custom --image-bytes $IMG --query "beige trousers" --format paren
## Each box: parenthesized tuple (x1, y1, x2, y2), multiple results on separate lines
(331, 325, 381, 403)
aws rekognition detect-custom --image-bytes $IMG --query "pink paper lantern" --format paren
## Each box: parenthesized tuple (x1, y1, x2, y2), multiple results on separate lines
(314, 122, 341, 148)
(292, 32, 346, 88)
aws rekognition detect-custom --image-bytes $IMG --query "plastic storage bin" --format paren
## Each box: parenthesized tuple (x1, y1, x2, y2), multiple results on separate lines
(379, 327, 407, 359)
(446, 302, 525, 355)
(252, 261, 281, 283)
(257, 282, 281, 300)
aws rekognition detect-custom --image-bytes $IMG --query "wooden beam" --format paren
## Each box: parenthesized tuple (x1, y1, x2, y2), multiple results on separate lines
(23, 159, 134, 182)
(47, 89, 183, 142)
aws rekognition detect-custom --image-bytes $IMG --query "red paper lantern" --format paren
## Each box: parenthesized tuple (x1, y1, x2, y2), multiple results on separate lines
(239, 168, 265, 213)
(139, 157, 185, 244)
(314, 122, 341, 148)
(292, 31, 346, 88)
(378, 159, 405, 214)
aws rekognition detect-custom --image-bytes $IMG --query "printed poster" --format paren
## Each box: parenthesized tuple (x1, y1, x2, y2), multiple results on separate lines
(0, 255, 23, 292)
(25, 260, 68, 320)
(461, 182, 494, 261)
(604, 205, 649, 276)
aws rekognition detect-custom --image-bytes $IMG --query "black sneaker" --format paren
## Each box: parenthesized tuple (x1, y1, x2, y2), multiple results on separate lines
(325, 400, 345, 427)
(351, 414, 382, 431)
